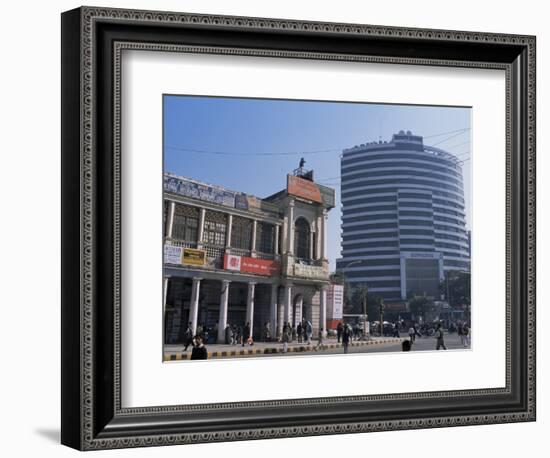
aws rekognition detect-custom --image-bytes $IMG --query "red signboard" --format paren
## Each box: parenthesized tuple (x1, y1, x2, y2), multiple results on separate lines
(287, 174, 323, 203)
(224, 254, 280, 276)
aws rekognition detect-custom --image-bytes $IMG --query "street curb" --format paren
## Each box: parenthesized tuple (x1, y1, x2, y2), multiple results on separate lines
(164, 338, 403, 361)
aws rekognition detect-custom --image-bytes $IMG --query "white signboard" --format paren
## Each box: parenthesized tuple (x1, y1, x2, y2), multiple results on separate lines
(225, 254, 241, 271)
(327, 284, 344, 320)
(163, 244, 183, 265)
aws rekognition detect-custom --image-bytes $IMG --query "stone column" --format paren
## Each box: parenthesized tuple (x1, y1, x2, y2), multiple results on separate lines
(246, 282, 256, 337)
(269, 284, 278, 340)
(226, 214, 233, 250)
(283, 283, 293, 326)
(319, 286, 328, 338)
(166, 201, 176, 238)
(251, 220, 257, 257)
(277, 302, 285, 338)
(163, 277, 169, 313)
(217, 280, 231, 343)
(287, 199, 295, 255)
(316, 214, 323, 260)
(309, 230, 315, 260)
(197, 208, 206, 247)
(321, 209, 328, 260)
(189, 277, 202, 335)
(274, 225, 280, 255)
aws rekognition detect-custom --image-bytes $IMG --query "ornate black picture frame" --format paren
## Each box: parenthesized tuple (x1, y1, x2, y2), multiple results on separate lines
(61, 6, 536, 451)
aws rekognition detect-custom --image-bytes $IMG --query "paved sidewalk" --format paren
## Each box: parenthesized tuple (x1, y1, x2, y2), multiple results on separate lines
(164, 337, 403, 361)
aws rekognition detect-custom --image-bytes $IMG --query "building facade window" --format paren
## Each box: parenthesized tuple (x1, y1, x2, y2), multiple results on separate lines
(231, 215, 253, 250)
(294, 217, 311, 260)
(172, 204, 199, 242)
(203, 210, 227, 246)
(256, 222, 275, 253)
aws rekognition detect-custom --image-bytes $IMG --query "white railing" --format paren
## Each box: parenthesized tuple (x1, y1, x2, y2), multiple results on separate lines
(229, 247, 251, 257)
(255, 251, 275, 260)
(165, 238, 197, 249)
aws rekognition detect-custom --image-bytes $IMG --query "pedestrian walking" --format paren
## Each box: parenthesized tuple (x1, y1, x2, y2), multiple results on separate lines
(183, 322, 194, 351)
(304, 320, 313, 345)
(264, 321, 271, 341)
(336, 321, 343, 343)
(282, 322, 290, 353)
(393, 322, 400, 337)
(457, 322, 464, 346)
(342, 324, 351, 354)
(463, 323, 470, 347)
(408, 325, 416, 343)
(235, 325, 242, 346)
(224, 323, 233, 345)
(297, 322, 303, 343)
(435, 323, 447, 350)
(190, 335, 208, 360)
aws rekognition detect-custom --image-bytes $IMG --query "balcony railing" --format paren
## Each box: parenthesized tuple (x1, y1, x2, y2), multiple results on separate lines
(166, 238, 198, 249)
(295, 257, 323, 267)
(255, 251, 275, 260)
(166, 238, 277, 269)
(229, 247, 251, 257)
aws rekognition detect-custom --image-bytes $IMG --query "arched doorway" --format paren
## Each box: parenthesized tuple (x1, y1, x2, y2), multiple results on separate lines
(292, 293, 303, 327)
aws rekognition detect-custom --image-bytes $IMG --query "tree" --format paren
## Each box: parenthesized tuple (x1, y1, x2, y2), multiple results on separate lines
(408, 294, 436, 321)
(346, 286, 381, 320)
(440, 270, 471, 308)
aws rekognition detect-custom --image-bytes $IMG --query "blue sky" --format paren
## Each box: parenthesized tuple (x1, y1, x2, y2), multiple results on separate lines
(164, 95, 471, 270)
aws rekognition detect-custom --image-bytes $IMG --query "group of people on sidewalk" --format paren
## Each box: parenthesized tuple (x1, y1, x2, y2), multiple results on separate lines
(179, 318, 472, 360)
(403, 321, 471, 351)
(222, 322, 255, 347)
(281, 319, 314, 353)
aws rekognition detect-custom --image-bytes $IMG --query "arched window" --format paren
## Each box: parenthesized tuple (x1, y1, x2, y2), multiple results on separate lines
(294, 217, 311, 260)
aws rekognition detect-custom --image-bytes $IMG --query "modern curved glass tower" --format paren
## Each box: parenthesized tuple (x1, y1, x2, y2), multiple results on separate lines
(336, 131, 470, 301)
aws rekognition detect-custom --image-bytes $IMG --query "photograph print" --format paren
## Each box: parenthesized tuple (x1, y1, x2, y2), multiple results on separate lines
(162, 95, 472, 362)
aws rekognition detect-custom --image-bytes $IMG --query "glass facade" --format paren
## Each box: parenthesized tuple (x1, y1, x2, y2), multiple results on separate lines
(339, 132, 470, 300)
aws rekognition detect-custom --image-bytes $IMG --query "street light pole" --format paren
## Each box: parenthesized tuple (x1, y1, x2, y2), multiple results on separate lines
(378, 298, 385, 337)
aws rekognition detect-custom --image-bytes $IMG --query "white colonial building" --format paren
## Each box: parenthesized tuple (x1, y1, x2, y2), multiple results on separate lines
(163, 167, 335, 344)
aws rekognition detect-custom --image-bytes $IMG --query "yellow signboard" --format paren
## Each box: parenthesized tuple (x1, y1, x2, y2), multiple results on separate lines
(182, 248, 206, 266)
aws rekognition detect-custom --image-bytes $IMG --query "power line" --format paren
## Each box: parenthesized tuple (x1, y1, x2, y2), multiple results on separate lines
(165, 127, 472, 158)
(164, 145, 340, 156)
(430, 130, 470, 147)
(440, 140, 471, 151)
(423, 127, 470, 139)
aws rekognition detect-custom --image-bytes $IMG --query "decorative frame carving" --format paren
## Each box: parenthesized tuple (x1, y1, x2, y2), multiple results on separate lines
(61, 6, 536, 450)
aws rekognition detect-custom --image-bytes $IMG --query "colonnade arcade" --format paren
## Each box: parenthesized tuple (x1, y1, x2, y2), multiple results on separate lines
(164, 275, 328, 344)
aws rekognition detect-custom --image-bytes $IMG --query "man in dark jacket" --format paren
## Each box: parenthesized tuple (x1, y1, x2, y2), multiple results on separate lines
(242, 322, 251, 346)
(342, 324, 351, 354)
(435, 323, 447, 350)
(336, 321, 344, 343)
(190, 335, 208, 360)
